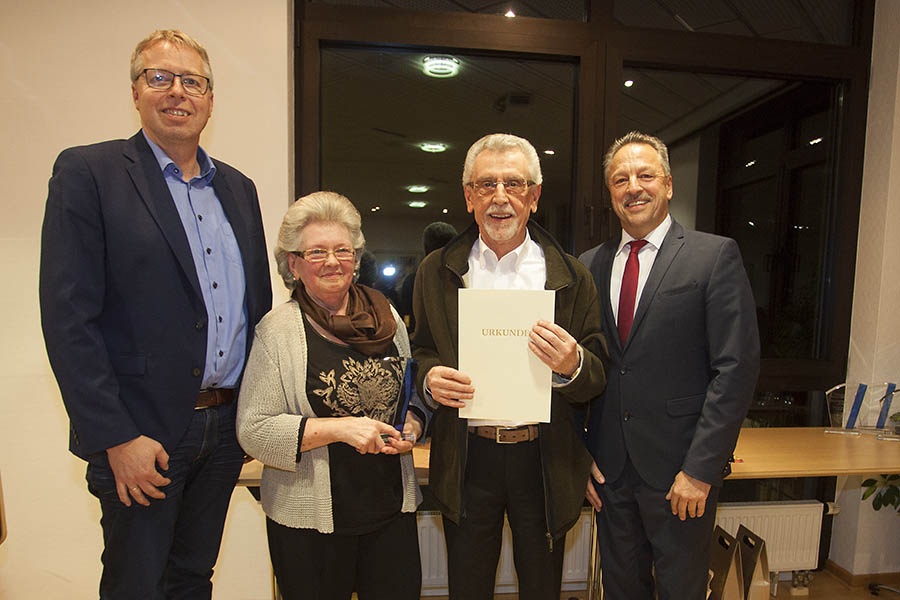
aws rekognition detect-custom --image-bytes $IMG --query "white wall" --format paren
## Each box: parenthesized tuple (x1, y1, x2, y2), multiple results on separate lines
(829, 0, 900, 576)
(0, 1, 291, 597)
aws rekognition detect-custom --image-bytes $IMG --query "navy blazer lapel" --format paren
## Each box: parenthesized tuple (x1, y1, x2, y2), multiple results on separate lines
(629, 220, 685, 342)
(586, 234, 621, 352)
(125, 132, 203, 301)
(599, 238, 620, 351)
(211, 166, 251, 277)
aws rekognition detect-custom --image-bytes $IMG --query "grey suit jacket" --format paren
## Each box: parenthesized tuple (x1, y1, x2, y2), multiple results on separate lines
(578, 220, 759, 488)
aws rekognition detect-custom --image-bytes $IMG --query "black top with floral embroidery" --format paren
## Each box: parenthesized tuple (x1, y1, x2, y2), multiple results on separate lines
(301, 315, 404, 534)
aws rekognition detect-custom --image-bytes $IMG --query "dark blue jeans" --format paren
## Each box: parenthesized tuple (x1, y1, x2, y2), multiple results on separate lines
(86, 404, 244, 600)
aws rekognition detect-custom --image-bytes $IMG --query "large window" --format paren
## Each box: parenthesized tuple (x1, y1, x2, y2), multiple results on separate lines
(320, 46, 578, 307)
(295, 0, 874, 395)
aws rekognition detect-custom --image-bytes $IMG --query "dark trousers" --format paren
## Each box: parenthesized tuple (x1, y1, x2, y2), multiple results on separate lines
(594, 458, 720, 600)
(86, 404, 245, 600)
(442, 434, 565, 600)
(266, 512, 421, 600)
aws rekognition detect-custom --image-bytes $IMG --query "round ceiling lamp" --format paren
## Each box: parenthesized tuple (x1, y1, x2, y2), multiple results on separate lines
(423, 55, 461, 78)
(419, 142, 448, 153)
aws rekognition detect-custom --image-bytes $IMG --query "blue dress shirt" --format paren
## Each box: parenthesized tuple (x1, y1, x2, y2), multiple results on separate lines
(143, 132, 248, 388)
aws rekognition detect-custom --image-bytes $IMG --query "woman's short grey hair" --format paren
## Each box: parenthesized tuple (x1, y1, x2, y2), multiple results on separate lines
(130, 29, 214, 90)
(461, 133, 543, 186)
(603, 131, 670, 181)
(274, 191, 366, 290)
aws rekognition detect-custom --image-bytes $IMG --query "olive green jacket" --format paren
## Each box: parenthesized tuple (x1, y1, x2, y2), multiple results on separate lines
(411, 222, 608, 542)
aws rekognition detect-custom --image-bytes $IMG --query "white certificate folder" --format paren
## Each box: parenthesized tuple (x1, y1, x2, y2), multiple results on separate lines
(458, 288, 555, 422)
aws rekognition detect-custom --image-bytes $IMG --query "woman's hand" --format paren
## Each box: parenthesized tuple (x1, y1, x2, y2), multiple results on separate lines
(340, 417, 399, 454)
(382, 412, 424, 455)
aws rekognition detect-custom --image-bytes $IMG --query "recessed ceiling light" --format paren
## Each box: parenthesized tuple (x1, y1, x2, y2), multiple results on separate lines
(543, 149, 555, 155)
(809, 137, 823, 145)
(407, 185, 429, 193)
(370, 206, 380, 212)
(745, 160, 756, 168)
(423, 55, 460, 78)
(408, 201, 428, 208)
(442, 208, 449, 214)
(505, 10, 516, 17)
(748, 221, 756, 227)
(624, 79, 634, 88)
(382, 265, 397, 277)
(419, 142, 448, 153)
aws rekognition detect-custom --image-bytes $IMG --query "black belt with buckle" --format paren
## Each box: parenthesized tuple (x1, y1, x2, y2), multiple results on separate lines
(196, 388, 234, 409)
(468, 424, 540, 444)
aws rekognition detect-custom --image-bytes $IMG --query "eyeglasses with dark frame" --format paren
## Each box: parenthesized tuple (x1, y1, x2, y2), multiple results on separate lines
(291, 247, 357, 263)
(466, 178, 535, 197)
(136, 68, 211, 96)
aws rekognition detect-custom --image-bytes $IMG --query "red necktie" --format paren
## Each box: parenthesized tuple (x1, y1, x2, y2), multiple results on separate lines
(617, 239, 648, 345)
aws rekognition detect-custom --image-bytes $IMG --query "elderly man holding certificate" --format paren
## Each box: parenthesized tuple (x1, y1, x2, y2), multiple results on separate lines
(411, 133, 608, 599)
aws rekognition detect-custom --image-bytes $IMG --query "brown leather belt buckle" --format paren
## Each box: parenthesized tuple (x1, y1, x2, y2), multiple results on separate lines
(469, 425, 538, 444)
(195, 388, 234, 409)
(496, 427, 520, 444)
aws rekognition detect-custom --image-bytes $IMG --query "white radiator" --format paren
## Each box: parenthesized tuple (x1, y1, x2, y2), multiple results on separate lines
(715, 501, 823, 572)
(417, 508, 594, 596)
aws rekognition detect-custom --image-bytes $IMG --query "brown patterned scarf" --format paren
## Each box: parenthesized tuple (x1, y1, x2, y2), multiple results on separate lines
(294, 283, 397, 356)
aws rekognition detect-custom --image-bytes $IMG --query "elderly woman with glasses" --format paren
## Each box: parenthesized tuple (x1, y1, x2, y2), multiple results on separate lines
(237, 191, 425, 600)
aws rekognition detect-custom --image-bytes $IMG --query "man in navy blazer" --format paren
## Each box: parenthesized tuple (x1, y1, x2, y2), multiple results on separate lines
(39, 30, 271, 598)
(578, 132, 759, 599)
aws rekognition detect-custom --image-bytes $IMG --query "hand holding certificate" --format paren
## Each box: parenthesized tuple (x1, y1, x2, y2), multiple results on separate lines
(458, 288, 556, 422)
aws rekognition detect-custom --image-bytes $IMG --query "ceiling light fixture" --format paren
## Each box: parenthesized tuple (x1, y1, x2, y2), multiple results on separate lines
(624, 79, 634, 88)
(745, 160, 756, 168)
(382, 265, 397, 277)
(809, 137, 823, 145)
(419, 142, 448, 153)
(408, 201, 428, 208)
(543, 149, 555, 155)
(442, 208, 449, 214)
(423, 55, 460, 78)
(407, 185, 429, 193)
(505, 10, 516, 17)
(370, 206, 380, 212)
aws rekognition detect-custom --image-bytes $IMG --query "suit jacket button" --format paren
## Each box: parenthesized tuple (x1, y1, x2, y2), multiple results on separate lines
(192, 367, 202, 377)
(195, 320, 205, 330)
(620, 367, 628, 375)
(623, 411, 632, 421)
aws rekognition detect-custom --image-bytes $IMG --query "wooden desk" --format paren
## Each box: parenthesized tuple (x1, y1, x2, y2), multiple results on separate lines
(237, 445, 432, 487)
(729, 427, 900, 479)
(238, 427, 900, 487)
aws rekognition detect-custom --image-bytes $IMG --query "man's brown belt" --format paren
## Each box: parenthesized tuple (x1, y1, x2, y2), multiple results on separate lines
(195, 388, 234, 409)
(468, 424, 540, 444)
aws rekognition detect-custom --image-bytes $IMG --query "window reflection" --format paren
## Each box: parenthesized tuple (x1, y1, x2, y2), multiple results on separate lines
(618, 69, 839, 361)
(321, 47, 577, 324)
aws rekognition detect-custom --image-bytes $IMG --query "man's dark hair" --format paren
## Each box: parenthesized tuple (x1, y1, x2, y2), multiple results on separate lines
(423, 221, 458, 256)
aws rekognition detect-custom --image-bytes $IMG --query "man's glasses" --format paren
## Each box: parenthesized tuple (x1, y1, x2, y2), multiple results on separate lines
(609, 173, 665, 190)
(137, 68, 211, 96)
(292, 247, 356, 263)
(467, 178, 534, 198)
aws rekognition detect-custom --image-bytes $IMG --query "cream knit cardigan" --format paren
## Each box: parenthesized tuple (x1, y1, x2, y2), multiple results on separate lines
(236, 299, 422, 533)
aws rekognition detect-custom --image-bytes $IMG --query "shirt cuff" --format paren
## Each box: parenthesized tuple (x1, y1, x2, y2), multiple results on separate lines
(551, 345, 583, 388)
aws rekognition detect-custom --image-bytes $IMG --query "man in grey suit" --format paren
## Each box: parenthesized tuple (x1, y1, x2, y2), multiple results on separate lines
(578, 131, 760, 599)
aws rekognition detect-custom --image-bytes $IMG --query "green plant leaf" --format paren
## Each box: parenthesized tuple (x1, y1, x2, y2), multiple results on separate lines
(874, 494, 883, 510)
(863, 486, 877, 500)
(861, 478, 877, 487)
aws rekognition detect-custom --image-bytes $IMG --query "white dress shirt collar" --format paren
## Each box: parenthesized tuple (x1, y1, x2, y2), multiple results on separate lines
(616, 213, 673, 257)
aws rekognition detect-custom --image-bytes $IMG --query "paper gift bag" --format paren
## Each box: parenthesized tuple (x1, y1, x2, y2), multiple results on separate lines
(709, 526, 744, 600)
(736, 525, 770, 600)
